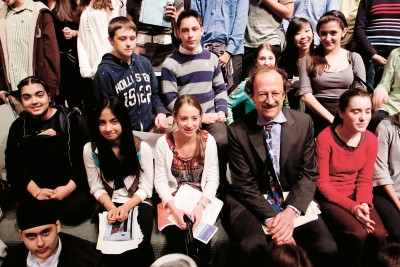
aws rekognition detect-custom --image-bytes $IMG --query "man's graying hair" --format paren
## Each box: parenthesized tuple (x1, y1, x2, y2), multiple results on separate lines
(245, 66, 290, 96)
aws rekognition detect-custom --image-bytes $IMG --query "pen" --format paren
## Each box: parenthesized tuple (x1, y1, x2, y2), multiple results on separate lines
(183, 214, 193, 224)
(123, 219, 128, 232)
(130, 209, 134, 239)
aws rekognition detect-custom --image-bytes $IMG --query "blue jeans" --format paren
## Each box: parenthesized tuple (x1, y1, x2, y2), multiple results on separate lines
(366, 61, 384, 89)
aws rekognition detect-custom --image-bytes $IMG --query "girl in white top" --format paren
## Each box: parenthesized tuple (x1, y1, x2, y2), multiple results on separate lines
(77, 0, 121, 78)
(83, 96, 154, 267)
(154, 95, 219, 261)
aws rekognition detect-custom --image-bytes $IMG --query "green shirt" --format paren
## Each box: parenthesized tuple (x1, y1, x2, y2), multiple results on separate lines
(376, 47, 400, 115)
(245, 0, 294, 48)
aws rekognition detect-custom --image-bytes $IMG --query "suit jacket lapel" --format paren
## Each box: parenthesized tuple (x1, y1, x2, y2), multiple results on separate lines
(247, 111, 267, 164)
(249, 128, 266, 164)
(247, 109, 296, 170)
(280, 109, 295, 169)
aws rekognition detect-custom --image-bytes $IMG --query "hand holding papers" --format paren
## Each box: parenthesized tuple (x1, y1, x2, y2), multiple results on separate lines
(262, 192, 321, 235)
(157, 184, 223, 244)
(97, 206, 144, 254)
(103, 208, 135, 241)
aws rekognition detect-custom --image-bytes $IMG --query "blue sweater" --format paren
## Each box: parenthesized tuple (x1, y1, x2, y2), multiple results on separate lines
(93, 53, 169, 131)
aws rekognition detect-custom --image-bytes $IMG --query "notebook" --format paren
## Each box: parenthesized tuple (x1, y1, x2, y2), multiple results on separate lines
(139, 0, 172, 28)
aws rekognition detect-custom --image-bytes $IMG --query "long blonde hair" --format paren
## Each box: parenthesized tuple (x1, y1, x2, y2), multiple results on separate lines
(173, 95, 205, 165)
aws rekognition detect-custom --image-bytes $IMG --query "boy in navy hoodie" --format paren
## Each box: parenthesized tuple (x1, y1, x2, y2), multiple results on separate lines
(93, 16, 170, 132)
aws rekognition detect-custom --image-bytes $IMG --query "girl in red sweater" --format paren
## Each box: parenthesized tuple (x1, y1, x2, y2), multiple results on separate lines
(316, 88, 387, 267)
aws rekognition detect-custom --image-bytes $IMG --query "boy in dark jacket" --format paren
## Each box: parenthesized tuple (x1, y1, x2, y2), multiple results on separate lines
(2, 200, 104, 267)
(93, 16, 170, 132)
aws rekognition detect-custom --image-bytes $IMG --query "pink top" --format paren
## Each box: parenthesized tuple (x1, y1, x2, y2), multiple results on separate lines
(316, 127, 378, 213)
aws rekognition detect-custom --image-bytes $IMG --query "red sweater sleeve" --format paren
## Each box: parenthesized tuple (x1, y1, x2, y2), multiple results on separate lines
(316, 128, 358, 212)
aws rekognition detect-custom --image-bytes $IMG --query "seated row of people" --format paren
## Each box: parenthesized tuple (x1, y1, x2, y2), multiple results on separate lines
(3, 9, 400, 267)
(1, 9, 398, 188)
(3, 201, 400, 267)
(4, 67, 400, 267)
(4, 74, 218, 266)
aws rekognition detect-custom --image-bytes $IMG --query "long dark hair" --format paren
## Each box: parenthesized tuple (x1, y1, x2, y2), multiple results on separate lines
(332, 89, 372, 126)
(53, 0, 75, 21)
(173, 95, 205, 164)
(279, 17, 314, 77)
(307, 10, 348, 77)
(91, 96, 141, 183)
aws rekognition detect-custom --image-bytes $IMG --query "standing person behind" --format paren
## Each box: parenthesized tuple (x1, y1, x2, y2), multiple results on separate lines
(340, 0, 361, 51)
(2, 201, 105, 267)
(316, 89, 387, 267)
(93, 16, 170, 132)
(278, 17, 314, 111)
(227, 44, 280, 125)
(76, 0, 121, 79)
(5, 76, 93, 226)
(373, 112, 400, 243)
(298, 10, 366, 137)
(0, 0, 60, 111)
(161, 9, 228, 195)
(41, 0, 84, 109)
(154, 95, 219, 266)
(191, 0, 249, 94)
(281, 0, 339, 46)
(126, 0, 183, 72)
(241, 0, 294, 80)
(224, 66, 338, 267)
(83, 96, 155, 267)
(354, 0, 400, 89)
(367, 47, 400, 132)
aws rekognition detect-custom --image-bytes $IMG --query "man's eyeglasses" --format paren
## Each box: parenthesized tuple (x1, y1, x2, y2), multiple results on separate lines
(256, 92, 283, 101)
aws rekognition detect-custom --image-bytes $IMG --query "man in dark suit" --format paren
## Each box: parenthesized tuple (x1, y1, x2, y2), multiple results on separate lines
(2, 201, 104, 267)
(225, 66, 338, 267)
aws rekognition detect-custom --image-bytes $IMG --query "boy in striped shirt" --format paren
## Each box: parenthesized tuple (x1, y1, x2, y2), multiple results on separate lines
(161, 9, 229, 196)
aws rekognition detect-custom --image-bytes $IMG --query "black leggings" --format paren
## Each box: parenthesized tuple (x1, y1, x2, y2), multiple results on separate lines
(163, 224, 211, 266)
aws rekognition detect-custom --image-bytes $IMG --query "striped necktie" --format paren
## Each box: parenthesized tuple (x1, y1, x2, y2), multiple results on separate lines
(264, 123, 283, 213)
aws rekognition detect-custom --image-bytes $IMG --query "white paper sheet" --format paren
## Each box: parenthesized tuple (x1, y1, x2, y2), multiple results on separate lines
(96, 206, 144, 254)
(167, 184, 223, 243)
(262, 192, 321, 235)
